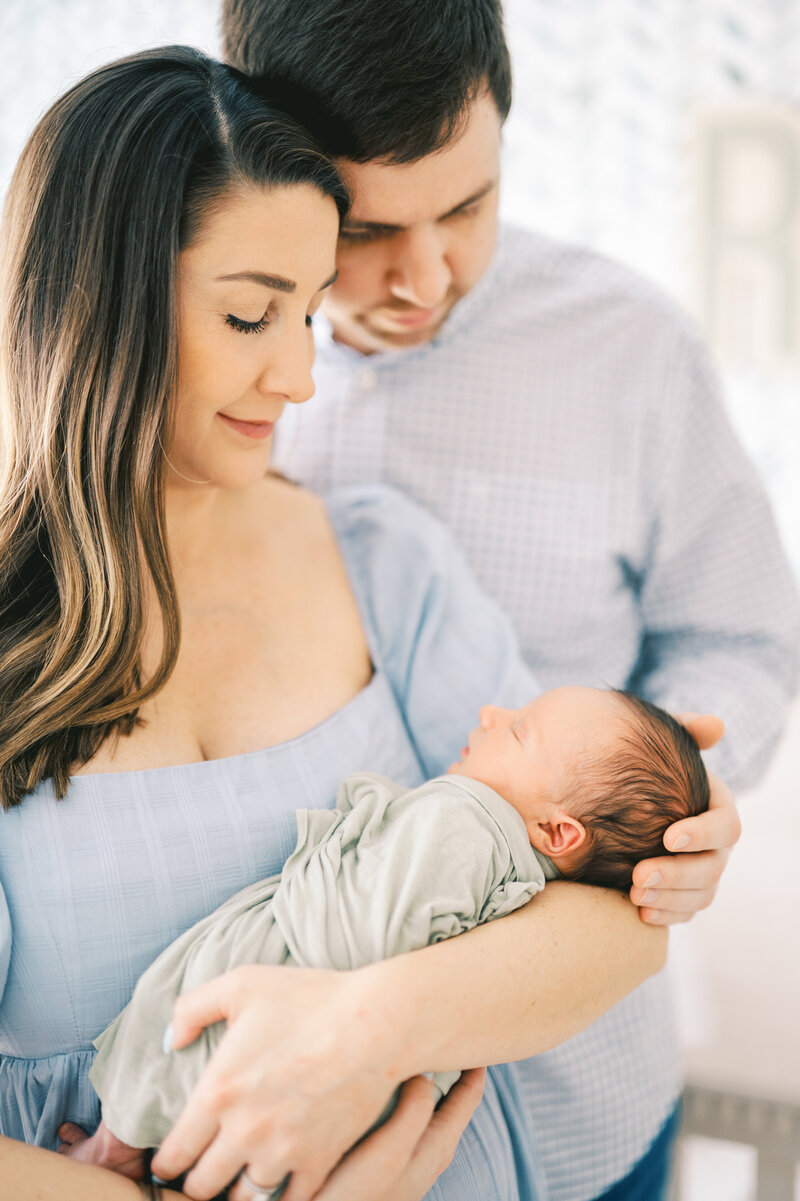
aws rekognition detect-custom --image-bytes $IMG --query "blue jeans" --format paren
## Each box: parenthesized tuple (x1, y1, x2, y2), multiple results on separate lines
(594, 1101, 681, 1201)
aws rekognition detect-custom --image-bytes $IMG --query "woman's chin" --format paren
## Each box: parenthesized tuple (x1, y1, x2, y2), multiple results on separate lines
(165, 455, 273, 495)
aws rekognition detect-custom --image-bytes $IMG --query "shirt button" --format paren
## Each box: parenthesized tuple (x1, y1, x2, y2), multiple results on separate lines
(357, 367, 379, 390)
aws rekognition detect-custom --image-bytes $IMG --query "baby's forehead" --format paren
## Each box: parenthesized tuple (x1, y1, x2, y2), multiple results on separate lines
(569, 689, 639, 749)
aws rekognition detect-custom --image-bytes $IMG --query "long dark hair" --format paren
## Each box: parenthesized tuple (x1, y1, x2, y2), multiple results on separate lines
(0, 46, 349, 808)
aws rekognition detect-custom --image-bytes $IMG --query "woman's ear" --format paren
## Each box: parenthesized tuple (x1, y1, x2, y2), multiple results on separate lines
(528, 813, 586, 858)
(675, 712, 725, 750)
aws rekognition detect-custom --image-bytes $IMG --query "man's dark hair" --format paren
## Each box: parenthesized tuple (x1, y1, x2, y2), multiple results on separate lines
(221, 0, 512, 163)
(564, 692, 710, 892)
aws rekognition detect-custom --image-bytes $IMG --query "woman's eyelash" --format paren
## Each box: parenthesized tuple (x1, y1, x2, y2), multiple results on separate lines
(225, 313, 269, 334)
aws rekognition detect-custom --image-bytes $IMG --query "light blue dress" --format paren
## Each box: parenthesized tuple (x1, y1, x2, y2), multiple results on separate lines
(0, 486, 545, 1201)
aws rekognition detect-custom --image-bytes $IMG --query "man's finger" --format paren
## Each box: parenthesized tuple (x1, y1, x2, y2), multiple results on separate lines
(427, 1068, 486, 1132)
(631, 849, 726, 892)
(379, 1069, 487, 1199)
(662, 805, 740, 855)
(674, 712, 725, 750)
(630, 885, 716, 915)
(638, 907, 694, 927)
(311, 1076, 437, 1201)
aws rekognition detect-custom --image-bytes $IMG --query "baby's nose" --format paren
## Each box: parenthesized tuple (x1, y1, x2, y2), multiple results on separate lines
(479, 705, 498, 729)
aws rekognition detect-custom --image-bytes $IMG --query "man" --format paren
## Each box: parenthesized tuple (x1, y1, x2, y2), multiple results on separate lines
(222, 2, 800, 1199)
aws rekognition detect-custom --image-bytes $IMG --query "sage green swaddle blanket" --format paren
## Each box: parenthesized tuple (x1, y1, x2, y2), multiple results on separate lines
(90, 771, 555, 1149)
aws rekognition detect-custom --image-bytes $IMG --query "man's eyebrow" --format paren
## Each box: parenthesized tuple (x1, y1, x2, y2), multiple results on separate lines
(440, 180, 497, 220)
(214, 269, 338, 293)
(342, 180, 497, 233)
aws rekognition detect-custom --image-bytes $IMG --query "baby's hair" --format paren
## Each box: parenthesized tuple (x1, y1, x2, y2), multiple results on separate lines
(565, 691, 710, 891)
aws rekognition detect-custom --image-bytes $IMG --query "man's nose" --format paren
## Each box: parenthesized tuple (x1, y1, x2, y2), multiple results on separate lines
(388, 226, 451, 308)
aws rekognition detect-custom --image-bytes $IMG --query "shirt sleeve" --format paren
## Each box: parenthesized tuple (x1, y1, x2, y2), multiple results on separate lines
(0, 881, 10, 1003)
(630, 329, 800, 790)
(329, 486, 541, 778)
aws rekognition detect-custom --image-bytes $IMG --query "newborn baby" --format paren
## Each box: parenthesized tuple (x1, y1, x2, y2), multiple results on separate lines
(59, 685, 710, 1185)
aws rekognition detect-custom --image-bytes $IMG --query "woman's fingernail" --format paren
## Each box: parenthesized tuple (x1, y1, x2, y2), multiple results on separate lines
(670, 834, 690, 851)
(646, 910, 662, 922)
(643, 872, 662, 888)
(162, 1023, 174, 1054)
(642, 890, 659, 904)
(422, 1071, 435, 1081)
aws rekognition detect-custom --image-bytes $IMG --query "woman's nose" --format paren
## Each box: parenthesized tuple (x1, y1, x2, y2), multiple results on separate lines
(255, 321, 315, 405)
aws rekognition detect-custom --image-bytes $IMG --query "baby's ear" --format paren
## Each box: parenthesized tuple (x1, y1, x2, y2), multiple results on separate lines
(528, 813, 586, 858)
(675, 712, 725, 750)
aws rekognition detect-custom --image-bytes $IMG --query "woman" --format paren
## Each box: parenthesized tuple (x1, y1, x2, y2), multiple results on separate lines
(0, 46, 680, 1201)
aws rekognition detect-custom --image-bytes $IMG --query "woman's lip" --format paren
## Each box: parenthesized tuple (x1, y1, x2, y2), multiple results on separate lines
(218, 413, 276, 440)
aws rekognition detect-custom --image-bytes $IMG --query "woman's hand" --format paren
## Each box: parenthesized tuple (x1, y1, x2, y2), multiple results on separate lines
(150, 963, 420, 1201)
(630, 712, 741, 925)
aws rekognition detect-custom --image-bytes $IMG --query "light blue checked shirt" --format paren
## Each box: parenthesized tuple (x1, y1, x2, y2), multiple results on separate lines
(272, 224, 800, 1200)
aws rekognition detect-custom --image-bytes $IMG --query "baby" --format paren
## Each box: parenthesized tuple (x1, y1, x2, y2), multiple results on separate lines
(59, 685, 710, 1186)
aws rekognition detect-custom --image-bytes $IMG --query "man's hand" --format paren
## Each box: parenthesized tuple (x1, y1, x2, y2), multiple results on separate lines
(310, 1069, 486, 1201)
(630, 712, 741, 925)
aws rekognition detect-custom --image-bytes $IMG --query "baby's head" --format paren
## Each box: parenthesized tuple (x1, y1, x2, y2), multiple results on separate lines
(446, 686, 711, 890)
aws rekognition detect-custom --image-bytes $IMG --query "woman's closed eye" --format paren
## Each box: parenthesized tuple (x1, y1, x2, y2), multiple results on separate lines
(225, 310, 270, 334)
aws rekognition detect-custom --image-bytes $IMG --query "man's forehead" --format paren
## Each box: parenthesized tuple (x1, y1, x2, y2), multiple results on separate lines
(342, 175, 498, 231)
(336, 94, 502, 227)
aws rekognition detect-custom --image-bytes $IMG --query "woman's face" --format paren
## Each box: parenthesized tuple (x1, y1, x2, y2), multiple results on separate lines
(169, 183, 339, 491)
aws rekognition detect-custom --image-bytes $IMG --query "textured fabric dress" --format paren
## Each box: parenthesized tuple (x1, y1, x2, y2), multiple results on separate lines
(0, 486, 547, 1201)
(90, 771, 557, 1150)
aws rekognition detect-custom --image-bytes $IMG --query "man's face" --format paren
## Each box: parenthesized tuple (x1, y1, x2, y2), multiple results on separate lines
(325, 93, 502, 354)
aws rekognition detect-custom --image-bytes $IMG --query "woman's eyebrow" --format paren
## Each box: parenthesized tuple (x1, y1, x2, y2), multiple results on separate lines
(214, 269, 338, 292)
(216, 270, 296, 292)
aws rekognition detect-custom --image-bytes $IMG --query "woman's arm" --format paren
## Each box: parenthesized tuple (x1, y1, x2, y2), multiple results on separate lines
(0, 1136, 191, 1201)
(151, 882, 665, 1201)
(376, 880, 666, 1073)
